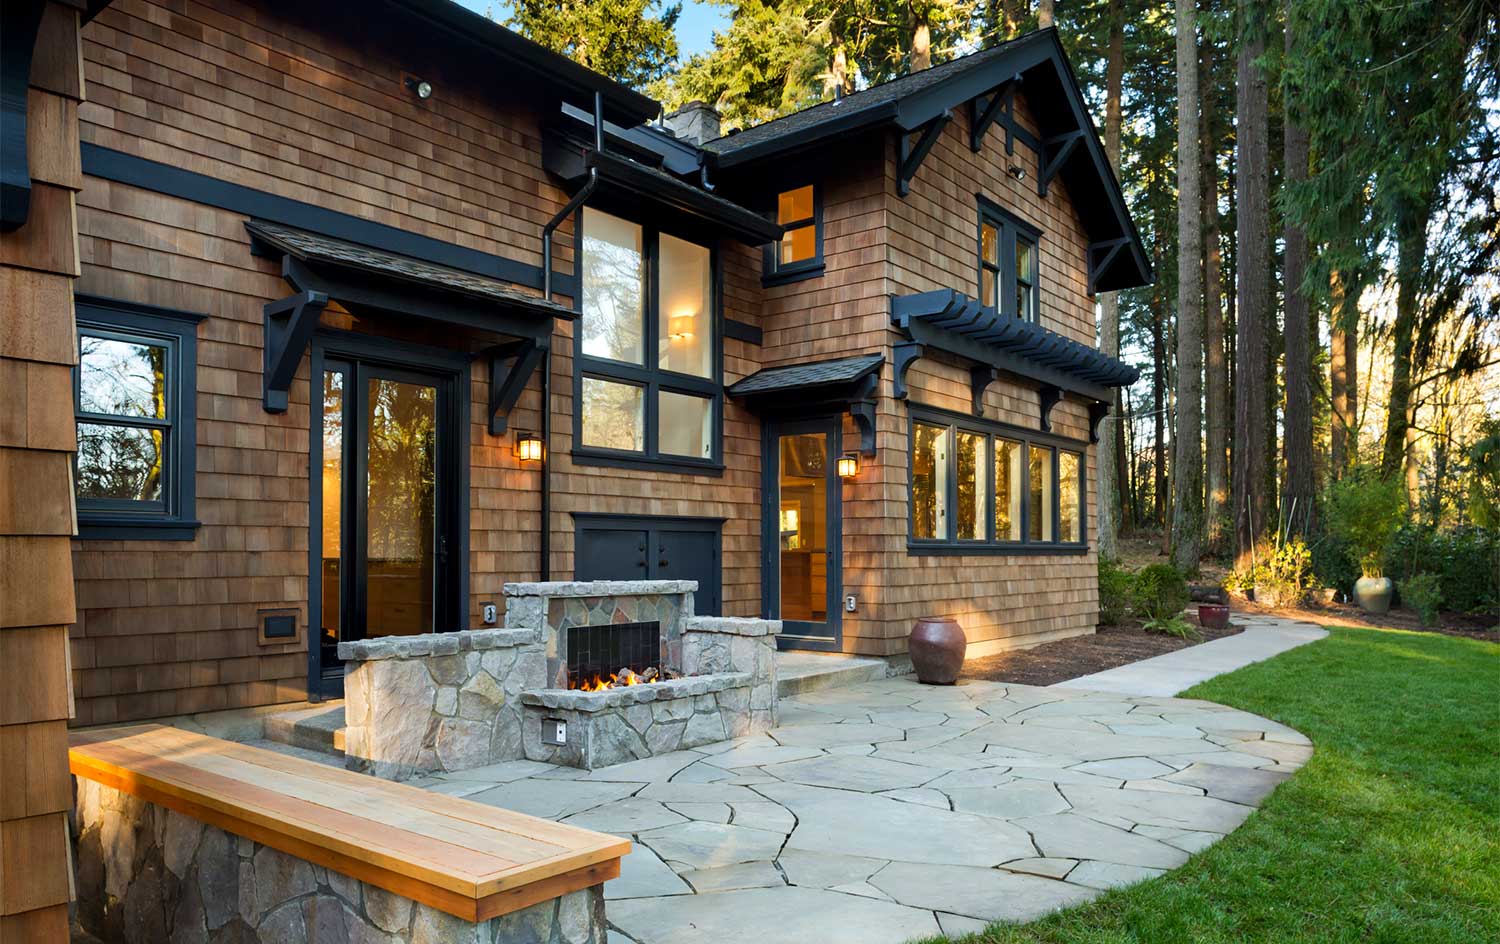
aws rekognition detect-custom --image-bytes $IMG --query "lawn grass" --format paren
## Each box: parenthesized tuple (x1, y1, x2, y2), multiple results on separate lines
(929, 626, 1500, 944)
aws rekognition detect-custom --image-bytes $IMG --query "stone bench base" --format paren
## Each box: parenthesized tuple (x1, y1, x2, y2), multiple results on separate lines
(72, 778, 607, 943)
(520, 672, 769, 769)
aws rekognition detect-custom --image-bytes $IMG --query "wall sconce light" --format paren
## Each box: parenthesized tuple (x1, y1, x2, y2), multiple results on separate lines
(837, 453, 860, 478)
(1008, 164, 1027, 181)
(404, 75, 433, 100)
(668, 313, 696, 341)
(514, 431, 543, 463)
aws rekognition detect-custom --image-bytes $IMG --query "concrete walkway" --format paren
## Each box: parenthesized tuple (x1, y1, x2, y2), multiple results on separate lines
(411, 674, 1312, 944)
(1052, 615, 1328, 698)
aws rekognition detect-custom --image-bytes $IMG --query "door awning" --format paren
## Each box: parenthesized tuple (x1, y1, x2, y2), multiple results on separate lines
(247, 219, 570, 415)
(892, 289, 1138, 440)
(727, 354, 884, 455)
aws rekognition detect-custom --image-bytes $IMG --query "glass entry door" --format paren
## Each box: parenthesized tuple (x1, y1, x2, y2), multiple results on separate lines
(318, 357, 458, 689)
(765, 417, 841, 649)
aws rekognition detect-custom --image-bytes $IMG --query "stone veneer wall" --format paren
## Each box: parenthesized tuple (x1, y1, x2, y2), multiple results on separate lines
(71, 777, 606, 944)
(340, 628, 545, 781)
(340, 582, 780, 779)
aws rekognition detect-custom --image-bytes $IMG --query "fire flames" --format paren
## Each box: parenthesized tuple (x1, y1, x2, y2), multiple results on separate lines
(570, 665, 680, 692)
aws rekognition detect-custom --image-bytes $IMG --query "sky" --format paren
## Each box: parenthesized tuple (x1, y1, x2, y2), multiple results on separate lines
(454, 1, 729, 60)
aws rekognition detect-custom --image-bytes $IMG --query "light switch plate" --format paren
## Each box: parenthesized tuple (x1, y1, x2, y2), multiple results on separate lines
(481, 602, 498, 625)
(844, 594, 857, 613)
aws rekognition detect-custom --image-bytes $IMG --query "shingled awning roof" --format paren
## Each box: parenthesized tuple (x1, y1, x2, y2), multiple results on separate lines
(727, 354, 884, 397)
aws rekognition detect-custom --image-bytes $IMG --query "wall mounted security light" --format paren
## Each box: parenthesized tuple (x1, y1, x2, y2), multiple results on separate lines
(404, 75, 433, 100)
(1008, 164, 1027, 181)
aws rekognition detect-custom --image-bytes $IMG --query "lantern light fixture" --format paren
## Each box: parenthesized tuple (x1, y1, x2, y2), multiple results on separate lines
(405, 75, 433, 100)
(837, 452, 860, 478)
(514, 431, 543, 463)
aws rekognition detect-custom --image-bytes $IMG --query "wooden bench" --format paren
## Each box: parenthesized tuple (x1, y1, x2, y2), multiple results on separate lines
(68, 724, 628, 923)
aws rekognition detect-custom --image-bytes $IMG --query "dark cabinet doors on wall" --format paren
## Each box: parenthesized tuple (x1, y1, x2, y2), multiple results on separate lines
(573, 515, 723, 616)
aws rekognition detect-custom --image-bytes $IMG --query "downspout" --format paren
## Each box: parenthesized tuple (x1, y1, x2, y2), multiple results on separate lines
(537, 91, 606, 580)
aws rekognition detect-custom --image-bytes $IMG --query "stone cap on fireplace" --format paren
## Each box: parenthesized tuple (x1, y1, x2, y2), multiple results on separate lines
(683, 616, 782, 637)
(503, 580, 699, 598)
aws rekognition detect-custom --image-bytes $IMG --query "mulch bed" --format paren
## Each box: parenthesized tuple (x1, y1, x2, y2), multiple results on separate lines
(959, 613, 1244, 687)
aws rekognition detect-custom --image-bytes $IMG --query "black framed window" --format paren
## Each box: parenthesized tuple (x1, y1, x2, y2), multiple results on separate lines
(978, 197, 1042, 324)
(908, 405, 1085, 554)
(574, 206, 722, 474)
(73, 297, 202, 540)
(763, 183, 823, 286)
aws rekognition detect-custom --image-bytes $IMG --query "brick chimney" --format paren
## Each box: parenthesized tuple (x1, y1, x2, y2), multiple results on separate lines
(664, 100, 721, 146)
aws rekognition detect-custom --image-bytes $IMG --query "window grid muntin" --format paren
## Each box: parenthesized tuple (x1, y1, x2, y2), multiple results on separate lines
(765, 182, 824, 281)
(977, 197, 1042, 325)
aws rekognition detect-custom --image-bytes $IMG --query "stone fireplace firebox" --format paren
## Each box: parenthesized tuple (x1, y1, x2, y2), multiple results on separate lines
(339, 581, 781, 778)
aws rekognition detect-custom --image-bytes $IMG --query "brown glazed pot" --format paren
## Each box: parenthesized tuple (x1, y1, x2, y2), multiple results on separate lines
(1198, 603, 1231, 630)
(909, 616, 966, 685)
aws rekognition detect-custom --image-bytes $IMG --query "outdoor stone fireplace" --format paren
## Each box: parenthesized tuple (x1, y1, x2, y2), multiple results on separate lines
(340, 581, 780, 778)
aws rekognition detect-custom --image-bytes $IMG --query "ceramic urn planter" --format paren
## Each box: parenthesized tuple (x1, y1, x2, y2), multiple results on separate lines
(1353, 576, 1395, 614)
(1198, 603, 1230, 630)
(909, 616, 966, 685)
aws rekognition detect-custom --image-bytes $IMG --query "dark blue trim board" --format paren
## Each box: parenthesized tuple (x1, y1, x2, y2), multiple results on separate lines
(80, 144, 579, 298)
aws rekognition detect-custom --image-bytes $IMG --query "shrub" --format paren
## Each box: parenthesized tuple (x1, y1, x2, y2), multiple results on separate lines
(1385, 524, 1499, 614)
(1401, 574, 1444, 626)
(1325, 469, 1407, 577)
(1260, 536, 1318, 607)
(1311, 532, 1360, 598)
(1132, 563, 1190, 621)
(1142, 615, 1203, 641)
(1098, 557, 1134, 625)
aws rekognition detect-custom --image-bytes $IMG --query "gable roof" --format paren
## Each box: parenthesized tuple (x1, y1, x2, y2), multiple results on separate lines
(703, 28, 1151, 292)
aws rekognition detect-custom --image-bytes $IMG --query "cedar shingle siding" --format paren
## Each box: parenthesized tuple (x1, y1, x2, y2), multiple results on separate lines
(66, 0, 1139, 723)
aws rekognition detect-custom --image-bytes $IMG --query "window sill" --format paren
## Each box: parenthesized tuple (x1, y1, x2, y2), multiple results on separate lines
(906, 542, 1090, 557)
(570, 450, 724, 477)
(762, 264, 825, 288)
(77, 518, 202, 542)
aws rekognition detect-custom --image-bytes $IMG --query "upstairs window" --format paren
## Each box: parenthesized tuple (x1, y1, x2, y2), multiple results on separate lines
(979, 198, 1042, 323)
(73, 297, 202, 540)
(576, 207, 721, 473)
(764, 184, 823, 285)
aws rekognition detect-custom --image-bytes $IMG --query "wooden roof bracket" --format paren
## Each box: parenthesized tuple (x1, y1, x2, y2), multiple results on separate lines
(1088, 237, 1131, 295)
(1088, 398, 1112, 443)
(262, 290, 329, 413)
(1038, 130, 1086, 198)
(896, 111, 952, 198)
(968, 78, 1020, 153)
(1038, 383, 1063, 432)
(893, 340, 926, 399)
(488, 336, 548, 435)
(849, 399, 878, 457)
(970, 365, 1000, 417)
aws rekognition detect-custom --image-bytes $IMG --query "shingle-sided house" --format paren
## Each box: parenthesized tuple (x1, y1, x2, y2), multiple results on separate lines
(27, 0, 1147, 726)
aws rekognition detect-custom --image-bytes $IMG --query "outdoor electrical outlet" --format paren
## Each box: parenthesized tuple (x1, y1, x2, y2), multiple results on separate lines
(845, 594, 857, 613)
(541, 718, 567, 746)
(481, 602, 497, 624)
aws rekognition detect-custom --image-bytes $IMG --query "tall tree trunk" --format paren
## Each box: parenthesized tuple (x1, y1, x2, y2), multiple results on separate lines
(1037, 0, 1055, 29)
(910, 13, 932, 71)
(1171, 0, 1204, 571)
(1382, 197, 1427, 480)
(1153, 302, 1167, 529)
(1096, 0, 1125, 559)
(1328, 269, 1356, 475)
(1281, 14, 1314, 536)
(1233, 0, 1271, 570)
(1202, 39, 1229, 553)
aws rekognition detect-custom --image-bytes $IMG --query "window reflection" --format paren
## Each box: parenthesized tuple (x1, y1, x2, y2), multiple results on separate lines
(1029, 444, 1054, 542)
(365, 377, 437, 637)
(321, 369, 345, 663)
(995, 438, 1023, 541)
(581, 209, 645, 365)
(956, 430, 987, 540)
(75, 333, 171, 504)
(581, 378, 644, 452)
(912, 423, 950, 540)
(1060, 451, 1082, 543)
(779, 432, 827, 622)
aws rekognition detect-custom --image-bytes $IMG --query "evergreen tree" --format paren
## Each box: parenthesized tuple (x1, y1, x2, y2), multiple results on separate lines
(509, 0, 681, 87)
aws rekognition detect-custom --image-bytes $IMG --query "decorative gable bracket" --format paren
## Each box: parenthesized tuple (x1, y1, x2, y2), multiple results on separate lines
(1087, 237, 1131, 296)
(968, 78, 1021, 153)
(1038, 130, 1086, 198)
(896, 111, 953, 198)
(488, 337, 548, 436)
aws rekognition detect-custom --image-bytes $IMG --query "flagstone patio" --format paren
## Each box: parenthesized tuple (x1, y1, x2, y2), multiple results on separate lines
(411, 676, 1312, 944)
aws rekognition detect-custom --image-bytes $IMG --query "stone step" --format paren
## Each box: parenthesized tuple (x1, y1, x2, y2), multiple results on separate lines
(262, 702, 347, 760)
(775, 652, 889, 698)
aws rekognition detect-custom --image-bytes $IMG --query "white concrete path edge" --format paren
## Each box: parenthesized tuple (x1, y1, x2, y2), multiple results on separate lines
(1051, 615, 1329, 698)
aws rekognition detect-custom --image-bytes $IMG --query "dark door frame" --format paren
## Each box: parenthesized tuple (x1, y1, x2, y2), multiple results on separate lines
(570, 513, 724, 615)
(306, 330, 470, 700)
(762, 414, 843, 651)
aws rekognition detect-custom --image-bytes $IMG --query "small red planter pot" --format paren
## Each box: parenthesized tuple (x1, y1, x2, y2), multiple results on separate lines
(909, 616, 966, 685)
(1198, 603, 1231, 630)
